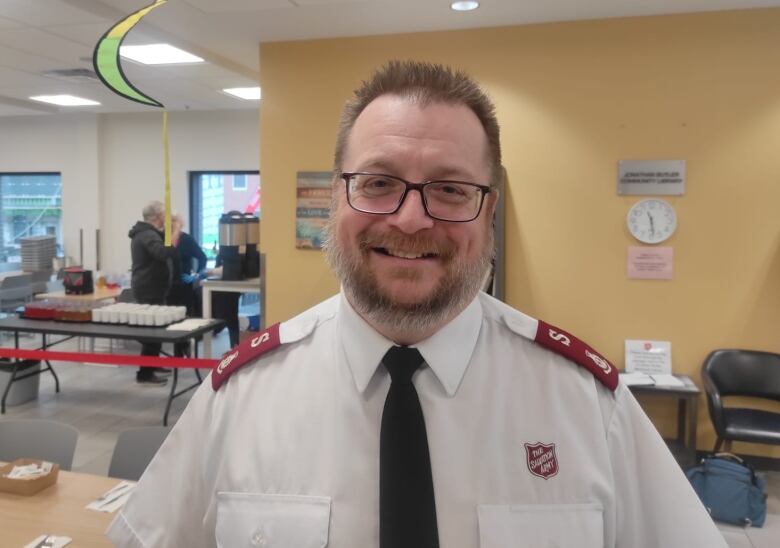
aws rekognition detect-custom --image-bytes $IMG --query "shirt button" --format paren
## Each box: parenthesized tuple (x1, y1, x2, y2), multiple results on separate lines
(251, 529, 265, 546)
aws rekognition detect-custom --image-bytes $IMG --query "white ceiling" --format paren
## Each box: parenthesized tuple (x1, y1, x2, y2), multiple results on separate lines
(0, 0, 778, 117)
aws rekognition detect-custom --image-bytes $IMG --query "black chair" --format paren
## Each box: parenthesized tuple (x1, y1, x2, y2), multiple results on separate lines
(701, 349, 780, 452)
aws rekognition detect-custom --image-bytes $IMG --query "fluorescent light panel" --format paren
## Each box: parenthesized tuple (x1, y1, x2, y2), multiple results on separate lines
(29, 95, 100, 106)
(223, 87, 262, 100)
(451, 1, 479, 11)
(120, 44, 204, 65)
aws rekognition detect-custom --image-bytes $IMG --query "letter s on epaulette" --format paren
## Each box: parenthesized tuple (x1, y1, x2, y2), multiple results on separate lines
(534, 320, 618, 391)
(212, 323, 281, 391)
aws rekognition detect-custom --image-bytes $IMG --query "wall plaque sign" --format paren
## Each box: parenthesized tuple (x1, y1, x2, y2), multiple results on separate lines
(618, 159, 685, 195)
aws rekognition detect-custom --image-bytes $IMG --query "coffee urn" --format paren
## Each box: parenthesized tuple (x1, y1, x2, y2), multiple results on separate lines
(218, 212, 246, 280)
(243, 214, 260, 279)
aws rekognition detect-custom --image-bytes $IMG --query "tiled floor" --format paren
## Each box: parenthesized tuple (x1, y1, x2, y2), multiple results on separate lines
(1, 332, 233, 474)
(717, 470, 780, 548)
(1, 332, 778, 546)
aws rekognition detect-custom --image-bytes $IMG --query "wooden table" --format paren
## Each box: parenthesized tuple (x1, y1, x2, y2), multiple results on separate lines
(34, 287, 121, 303)
(0, 467, 121, 547)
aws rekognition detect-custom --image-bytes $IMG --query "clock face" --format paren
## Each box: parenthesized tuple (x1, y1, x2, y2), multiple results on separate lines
(627, 199, 677, 244)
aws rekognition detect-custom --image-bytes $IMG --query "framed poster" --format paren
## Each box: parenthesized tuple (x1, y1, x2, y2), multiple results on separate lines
(296, 171, 332, 249)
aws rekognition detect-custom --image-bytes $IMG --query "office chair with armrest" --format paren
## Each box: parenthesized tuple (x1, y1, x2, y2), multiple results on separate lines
(0, 419, 79, 470)
(108, 426, 170, 481)
(701, 349, 780, 452)
(0, 273, 33, 312)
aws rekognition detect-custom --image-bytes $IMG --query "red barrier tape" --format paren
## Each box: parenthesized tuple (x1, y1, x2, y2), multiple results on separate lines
(0, 347, 219, 369)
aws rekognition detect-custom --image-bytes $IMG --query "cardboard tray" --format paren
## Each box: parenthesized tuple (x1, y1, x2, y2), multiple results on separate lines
(0, 458, 59, 496)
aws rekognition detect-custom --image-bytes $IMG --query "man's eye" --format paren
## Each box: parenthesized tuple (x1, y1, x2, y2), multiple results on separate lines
(439, 184, 466, 195)
(428, 183, 469, 199)
(358, 177, 401, 195)
(364, 178, 392, 189)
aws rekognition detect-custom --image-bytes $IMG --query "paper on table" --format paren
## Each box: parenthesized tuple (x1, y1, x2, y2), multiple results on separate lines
(650, 374, 685, 387)
(23, 535, 72, 548)
(619, 372, 655, 386)
(5, 461, 53, 479)
(86, 480, 136, 513)
(166, 318, 212, 331)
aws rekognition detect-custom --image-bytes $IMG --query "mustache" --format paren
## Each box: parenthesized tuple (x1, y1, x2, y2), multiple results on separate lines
(357, 230, 456, 260)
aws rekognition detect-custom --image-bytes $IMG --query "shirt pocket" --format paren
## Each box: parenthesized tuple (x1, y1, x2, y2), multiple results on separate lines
(478, 502, 604, 548)
(215, 492, 331, 548)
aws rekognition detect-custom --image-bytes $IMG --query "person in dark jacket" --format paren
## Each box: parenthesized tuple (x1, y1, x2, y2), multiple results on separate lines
(129, 200, 180, 385)
(167, 214, 208, 318)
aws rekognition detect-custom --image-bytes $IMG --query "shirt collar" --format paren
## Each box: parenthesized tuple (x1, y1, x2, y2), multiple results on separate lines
(338, 292, 483, 397)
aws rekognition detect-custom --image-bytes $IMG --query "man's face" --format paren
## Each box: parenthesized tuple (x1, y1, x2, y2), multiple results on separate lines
(151, 214, 165, 231)
(325, 95, 496, 332)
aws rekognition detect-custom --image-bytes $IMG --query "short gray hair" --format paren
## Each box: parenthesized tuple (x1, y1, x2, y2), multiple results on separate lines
(334, 60, 502, 187)
(142, 201, 164, 222)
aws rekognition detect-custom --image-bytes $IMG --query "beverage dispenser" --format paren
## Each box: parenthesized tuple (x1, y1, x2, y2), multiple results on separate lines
(218, 212, 246, 280)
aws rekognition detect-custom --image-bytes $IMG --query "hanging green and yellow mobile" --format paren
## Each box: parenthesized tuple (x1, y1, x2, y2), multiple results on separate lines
(93, 0, 174, 245)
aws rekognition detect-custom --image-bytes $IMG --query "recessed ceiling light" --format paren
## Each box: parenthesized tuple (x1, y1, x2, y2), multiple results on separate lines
(451, 1, 479, 11)
(120, 44, 204, 65)
(223, 87, 262, 100)
(29, 95, 100, 106)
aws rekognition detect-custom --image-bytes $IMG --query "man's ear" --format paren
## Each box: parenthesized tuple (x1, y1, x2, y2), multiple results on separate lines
(486, 188, 499, 218)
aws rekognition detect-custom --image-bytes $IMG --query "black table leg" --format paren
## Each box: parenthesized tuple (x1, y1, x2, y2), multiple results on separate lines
(42, 333, 60, 393)
(193, 338, 202, 382)
(1, 331, 21, 414)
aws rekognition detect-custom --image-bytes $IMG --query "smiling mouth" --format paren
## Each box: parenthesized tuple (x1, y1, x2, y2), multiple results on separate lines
(373, 247, 438, 260)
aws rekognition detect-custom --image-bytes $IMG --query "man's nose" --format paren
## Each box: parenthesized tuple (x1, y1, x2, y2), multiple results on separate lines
(386, 189, 435, 233)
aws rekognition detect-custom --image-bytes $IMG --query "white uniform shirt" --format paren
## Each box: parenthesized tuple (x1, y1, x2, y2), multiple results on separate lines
(107, 292, 727, 548)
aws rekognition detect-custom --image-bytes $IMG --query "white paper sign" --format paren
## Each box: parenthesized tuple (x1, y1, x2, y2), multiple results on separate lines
(625, 339, 672, 374)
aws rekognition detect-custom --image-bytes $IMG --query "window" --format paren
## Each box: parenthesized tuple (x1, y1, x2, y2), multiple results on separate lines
(189, 171, 260, 263)
(0, 173, 62, 263)
(232, 174, 247, 191)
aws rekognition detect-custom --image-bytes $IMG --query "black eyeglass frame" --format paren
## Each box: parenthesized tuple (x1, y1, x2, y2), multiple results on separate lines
(339, 172, 493, 223)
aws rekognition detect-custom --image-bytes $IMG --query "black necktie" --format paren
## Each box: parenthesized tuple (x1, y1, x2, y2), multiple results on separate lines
(380, 346, 440, 548)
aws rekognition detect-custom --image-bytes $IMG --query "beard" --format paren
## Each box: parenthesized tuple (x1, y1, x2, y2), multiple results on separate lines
(323, 212, 495, 335)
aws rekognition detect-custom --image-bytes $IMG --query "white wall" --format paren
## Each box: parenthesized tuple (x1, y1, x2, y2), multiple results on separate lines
(0, 109, 259, 274)
(0, 113, 102, 269)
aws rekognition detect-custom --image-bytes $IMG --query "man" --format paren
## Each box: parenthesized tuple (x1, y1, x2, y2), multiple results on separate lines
(128, 200, 180, 385)
(108, 61, 727, 547)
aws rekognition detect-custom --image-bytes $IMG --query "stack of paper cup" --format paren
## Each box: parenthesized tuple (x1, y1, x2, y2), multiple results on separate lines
(92, 303, 187, 326)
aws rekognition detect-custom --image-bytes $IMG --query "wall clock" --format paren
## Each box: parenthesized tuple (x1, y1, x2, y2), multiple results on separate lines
(627, 198, 677, 244)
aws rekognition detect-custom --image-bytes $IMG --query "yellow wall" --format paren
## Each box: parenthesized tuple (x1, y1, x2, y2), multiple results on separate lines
(260, 8, 780, 457)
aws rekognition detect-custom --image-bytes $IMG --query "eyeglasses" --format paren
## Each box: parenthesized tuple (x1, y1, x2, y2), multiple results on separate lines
(339, 172, 492, 223)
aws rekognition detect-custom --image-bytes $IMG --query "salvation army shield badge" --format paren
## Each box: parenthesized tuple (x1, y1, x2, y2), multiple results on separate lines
(525, 442, 559, 479)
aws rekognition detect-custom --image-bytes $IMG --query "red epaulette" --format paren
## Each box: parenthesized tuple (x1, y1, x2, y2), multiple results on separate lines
(533, 319, 618, 391)
(212, 323, 281, 391)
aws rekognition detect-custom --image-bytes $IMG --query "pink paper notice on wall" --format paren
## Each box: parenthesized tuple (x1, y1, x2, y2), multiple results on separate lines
(627, 246, 673, 280)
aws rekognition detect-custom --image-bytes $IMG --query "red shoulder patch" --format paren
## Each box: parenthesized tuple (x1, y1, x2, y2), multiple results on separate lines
(212, 323, 281, 391)
(534, 320, 618, 391)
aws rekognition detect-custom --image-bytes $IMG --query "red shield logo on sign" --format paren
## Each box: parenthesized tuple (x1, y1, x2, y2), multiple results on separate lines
(525, 442, 559, 479)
